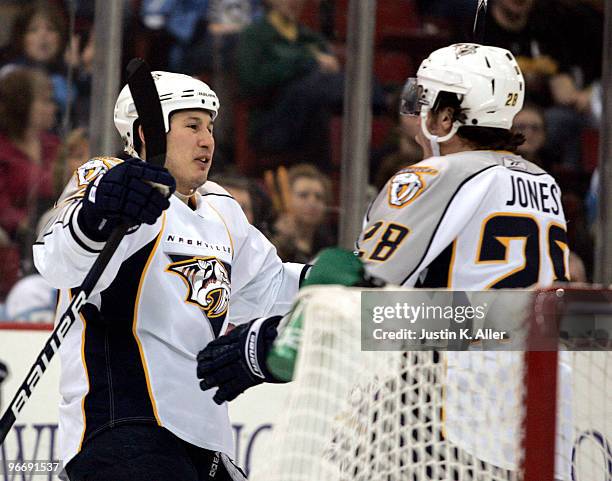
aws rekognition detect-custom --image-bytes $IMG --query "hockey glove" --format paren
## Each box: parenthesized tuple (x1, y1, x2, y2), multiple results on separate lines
(302, 247, 384, 288)
(265, 248, 385, 382)
(78, 158, 176, 241)
(197, 316, 283, 404)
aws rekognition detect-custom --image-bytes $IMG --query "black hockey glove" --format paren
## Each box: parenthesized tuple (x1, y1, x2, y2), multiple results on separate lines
(197, 316, 283, 404)
(78, 158, 175, 241)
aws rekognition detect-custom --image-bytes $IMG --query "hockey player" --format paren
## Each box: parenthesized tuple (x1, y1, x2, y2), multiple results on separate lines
(34, 72, 306, 481)
(357, 42, 568, 289)
(198, 41, 569, 397)
(197, 43, 570, 477)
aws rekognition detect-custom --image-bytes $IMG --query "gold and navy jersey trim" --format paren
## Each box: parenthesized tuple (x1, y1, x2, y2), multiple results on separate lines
(79, 223, 165, 445)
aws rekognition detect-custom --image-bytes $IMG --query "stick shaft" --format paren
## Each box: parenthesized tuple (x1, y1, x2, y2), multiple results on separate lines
(0, 224, 128, 443)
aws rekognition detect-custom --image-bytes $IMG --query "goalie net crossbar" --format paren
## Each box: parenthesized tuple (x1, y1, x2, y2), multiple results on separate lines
(250, 286, 612, 481)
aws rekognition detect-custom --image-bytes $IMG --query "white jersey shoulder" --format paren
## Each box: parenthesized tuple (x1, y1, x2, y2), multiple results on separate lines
(198, 180, 231, 197)
(359, 151, 567, 288)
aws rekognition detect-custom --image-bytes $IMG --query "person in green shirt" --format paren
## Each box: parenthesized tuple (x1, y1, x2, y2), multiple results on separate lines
(236, 0, 386, 169)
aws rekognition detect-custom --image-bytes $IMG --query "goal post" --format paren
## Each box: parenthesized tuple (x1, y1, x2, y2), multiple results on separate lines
(250, 286, 612, 481)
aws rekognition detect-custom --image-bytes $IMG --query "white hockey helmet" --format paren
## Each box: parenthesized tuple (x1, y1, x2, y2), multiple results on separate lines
(114, 71, 219, 156)
(401, 43, 524, 133)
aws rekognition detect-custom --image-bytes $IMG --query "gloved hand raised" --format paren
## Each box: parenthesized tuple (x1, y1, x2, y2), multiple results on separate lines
(78, 158, 175, 241)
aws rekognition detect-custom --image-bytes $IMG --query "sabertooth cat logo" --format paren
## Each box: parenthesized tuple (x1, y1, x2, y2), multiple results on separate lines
(167, 257, 231, 318)
(454, 43, 479, 58)
(76, 157, 121, 187)
(388, 167, 438, 207)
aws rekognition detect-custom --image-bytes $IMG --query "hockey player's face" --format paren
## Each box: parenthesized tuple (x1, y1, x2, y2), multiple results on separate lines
(165, 110, 215, 194)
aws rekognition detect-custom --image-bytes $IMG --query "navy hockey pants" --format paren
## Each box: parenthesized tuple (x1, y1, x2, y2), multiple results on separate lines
(64, 423, 245, 480)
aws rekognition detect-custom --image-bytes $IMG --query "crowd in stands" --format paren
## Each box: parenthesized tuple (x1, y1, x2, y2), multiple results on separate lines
(0, 0, 604, 322)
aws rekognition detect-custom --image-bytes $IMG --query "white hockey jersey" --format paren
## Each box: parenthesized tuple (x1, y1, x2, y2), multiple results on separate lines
(358, 151, 571, 476)
(358, 150, 569, 288)
(33, 157, 305, 465)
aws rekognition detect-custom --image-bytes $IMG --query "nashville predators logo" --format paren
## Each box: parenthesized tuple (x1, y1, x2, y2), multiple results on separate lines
(167, 257, 231, 319)
(388, 166, 438, 208)
(454, 43, 479, 58)
(76, 157, 122, 187)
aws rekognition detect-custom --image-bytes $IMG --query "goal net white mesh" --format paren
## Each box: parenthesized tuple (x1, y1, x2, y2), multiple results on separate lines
(250, 286, 611, 481)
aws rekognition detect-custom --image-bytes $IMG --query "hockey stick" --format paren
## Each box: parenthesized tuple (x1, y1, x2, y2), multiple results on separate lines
(0, 58, 166, 444)
(472, 0, 488, 44)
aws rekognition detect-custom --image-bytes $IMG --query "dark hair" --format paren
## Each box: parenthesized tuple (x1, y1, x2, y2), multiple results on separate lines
(433, 91, 525, 153)
(216, 175, 251, 193)
(7, 1, 68, 69)
(214, 174, 275, 236)
(0, 67, 51, 141)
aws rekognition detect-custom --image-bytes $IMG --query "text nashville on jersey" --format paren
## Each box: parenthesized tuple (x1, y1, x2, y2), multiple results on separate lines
(166, 234, 232, 254)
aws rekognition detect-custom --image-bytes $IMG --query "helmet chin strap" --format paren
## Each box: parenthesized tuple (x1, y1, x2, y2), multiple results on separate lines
(420, 114, 460, 157)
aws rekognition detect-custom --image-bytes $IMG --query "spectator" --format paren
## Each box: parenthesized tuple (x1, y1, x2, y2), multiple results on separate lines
(1, 2, 77, 128)
(478, 0, 603, 168)
(0, 227, 20, 302)
(511, 103, 559, 171)
(236, 0, 386, 169)
(481, 0, 560, 106)
(0, 67, 60, 274)
(183, 0, 263, 74)
(220, 176, 256, 222)
(371, 111, 423, 190)
(415, 0, 475, 41)
(64, 28, 95, 128)
(139, 0, 209, 71)
(5, 273, 57, 323)
(53, 126, 90, 193)
(183, 0, 264, 162)
(137, 0, 254, 73)
(510, 106, 593, 280)
(272, 163, 335, 263)
(417, 0, 475, 20)
(212, 174, 275, 236)
(18, 128, 90, 308)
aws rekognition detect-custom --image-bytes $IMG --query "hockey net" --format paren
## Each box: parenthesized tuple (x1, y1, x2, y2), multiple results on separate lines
(250, 286, 612, 481)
